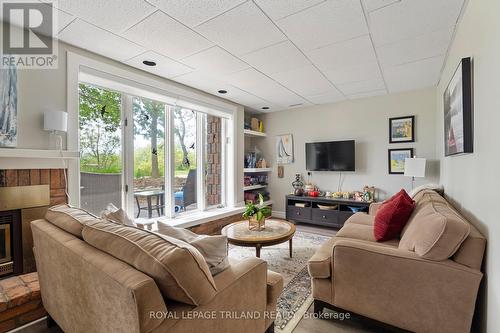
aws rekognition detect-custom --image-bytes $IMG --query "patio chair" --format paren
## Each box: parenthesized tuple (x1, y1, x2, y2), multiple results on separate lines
(174, 169, 197, 211)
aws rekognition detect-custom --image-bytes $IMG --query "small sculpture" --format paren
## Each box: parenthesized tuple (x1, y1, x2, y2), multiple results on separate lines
(292, 174, 304, 196)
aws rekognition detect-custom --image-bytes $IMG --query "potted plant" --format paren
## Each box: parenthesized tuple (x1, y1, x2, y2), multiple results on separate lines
(242, 193, 271, 231)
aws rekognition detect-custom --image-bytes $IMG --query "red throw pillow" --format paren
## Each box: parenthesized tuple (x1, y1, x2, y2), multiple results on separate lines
(374, 189, 416, 241)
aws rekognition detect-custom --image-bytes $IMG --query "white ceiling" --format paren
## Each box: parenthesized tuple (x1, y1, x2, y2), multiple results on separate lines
(46, 0, 465, 112)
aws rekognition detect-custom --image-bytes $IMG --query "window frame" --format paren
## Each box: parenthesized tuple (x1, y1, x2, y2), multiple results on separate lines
(69, 52, 237, 218)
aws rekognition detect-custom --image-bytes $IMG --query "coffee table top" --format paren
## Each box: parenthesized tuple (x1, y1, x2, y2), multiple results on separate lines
(221, 219, 296, 245)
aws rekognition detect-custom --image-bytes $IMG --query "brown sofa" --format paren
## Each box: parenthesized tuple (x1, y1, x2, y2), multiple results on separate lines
(308, 190, 485, 333)
(31, 206, 283, 333)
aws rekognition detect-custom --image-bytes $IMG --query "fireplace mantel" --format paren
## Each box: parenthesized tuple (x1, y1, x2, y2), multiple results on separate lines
(0, 148, 79, 169)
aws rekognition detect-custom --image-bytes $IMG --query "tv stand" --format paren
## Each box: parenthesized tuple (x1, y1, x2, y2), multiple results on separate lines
(285, 195, 373, 229)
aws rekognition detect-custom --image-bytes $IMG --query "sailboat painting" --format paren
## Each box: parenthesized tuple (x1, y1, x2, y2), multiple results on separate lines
(276, 134, 294, 164)
(0, 66, 17, 147)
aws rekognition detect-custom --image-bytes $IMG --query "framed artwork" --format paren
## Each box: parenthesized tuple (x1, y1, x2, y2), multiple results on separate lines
(276, 134, 294, 164)
(0, 66, 17, 147)
(388, 148, 414, 174)
(444, 57, 473, 156)
(389, 116, 414, 143)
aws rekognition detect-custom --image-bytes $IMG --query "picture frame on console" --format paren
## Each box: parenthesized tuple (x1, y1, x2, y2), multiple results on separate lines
(444, 57, 473, 156)
(389, 115, 415, 143)
(388, 148, 414, 174)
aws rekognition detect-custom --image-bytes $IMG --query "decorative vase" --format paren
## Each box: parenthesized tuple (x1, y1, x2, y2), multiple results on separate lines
(248, 216, 265, 231)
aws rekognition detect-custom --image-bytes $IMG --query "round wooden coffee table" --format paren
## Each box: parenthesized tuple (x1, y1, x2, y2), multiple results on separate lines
(221, 219, 296, 258)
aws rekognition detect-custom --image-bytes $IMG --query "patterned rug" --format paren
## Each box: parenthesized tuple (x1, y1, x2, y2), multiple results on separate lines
(228, 230, 330, 333)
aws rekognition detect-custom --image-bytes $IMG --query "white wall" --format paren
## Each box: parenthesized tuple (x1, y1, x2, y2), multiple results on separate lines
(261, 88, 438, 214)
(436, 0, 499, 331)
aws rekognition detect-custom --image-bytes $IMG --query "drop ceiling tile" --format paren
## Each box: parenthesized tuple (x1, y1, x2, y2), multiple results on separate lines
(181, 46, 249, 75)
(223, 68, 274, 92)
(254, 0, 325, 20)
(337, 77, 385, 95)
(148, 0, 245, 27)
(195, 1, 286, 55)
(241, 41, 310, 75)
(383, 55, 445, 93)
(377, 27, 454, 67)
(125, 51, 193, 79)
(123, 11, 213, 60)
(324, 61, 382, 85)
(369, 0, 464, 46)
(362, 0, 400, 12)
(307, 35, 377, 72)
(35, 2, 75, 33)
(305, 89, 345, 105)
(270, 65, 334, 96)
(277, 0, 368, 50)
(58, 20, 145, 62)
(173, 70, 230, 95)
(347, 89, 387, 100)
(55, 0, 155, 32)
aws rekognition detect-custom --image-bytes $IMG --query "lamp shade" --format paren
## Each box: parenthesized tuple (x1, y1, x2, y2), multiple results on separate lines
(404, 158, 426, 178)
(44, 111, 67, 132)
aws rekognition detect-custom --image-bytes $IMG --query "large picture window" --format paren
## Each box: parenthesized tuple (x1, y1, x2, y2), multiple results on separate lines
(78, 82, 228, 221)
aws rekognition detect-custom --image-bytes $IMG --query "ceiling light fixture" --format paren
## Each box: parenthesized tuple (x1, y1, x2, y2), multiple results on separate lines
(218, 89, 227, 94)
(142, 60, 156, 66)
(261, 106, 270, 110)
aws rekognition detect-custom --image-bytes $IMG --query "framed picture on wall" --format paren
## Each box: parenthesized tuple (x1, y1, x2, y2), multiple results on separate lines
(444, 57, 473, 156)
(388, 148, 414, 174)
(0, 66, 17, 147)
(389, 116, 415, 143)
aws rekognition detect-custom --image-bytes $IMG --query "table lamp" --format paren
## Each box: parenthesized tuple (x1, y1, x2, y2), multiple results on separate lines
(44, 111, 67, 150)
(404, 157, 426, 190)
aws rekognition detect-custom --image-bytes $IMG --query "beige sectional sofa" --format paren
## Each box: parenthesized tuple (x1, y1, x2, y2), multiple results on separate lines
(308, 190, 485, 333)
(31, 205, 283, 333)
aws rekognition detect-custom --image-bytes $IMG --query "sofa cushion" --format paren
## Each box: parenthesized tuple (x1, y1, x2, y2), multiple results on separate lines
(374, 190, 415, 241)
(345, 212, 375, 226)
(399, 192, 470, 260)
(45, 204, 99, 238)
(156, 224, 229, 275)
(82, 220, 217, 306)
(337, 223, 377, 242)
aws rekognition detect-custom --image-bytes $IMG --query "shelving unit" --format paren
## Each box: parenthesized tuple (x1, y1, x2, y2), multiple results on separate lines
(244, 129, 267, 137)
(244, 112, 271, 204)
(243, 184, 267, 191)
(244, 168, 271, 173)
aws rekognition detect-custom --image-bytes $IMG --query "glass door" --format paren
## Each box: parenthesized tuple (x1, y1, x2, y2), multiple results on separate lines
(132, 97, 166, 220)
(79, 83, 124, 215)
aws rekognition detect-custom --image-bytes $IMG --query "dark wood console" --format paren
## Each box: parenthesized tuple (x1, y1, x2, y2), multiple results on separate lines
(285, 195, 373, 229)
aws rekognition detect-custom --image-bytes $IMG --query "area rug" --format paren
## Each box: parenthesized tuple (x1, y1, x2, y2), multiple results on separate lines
(228, 230, 330, 333)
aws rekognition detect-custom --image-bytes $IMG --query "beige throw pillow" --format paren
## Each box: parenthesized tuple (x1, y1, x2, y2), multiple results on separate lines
(157, 223, 229, 276)
(101, 203, 135, 226)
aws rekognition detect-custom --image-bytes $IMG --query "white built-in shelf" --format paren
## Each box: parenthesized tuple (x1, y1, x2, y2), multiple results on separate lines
(0, 148, 80, 159)
(244, 129, 267, 137)
(243, 184, 268, 191)
(244, 168, 271, 173)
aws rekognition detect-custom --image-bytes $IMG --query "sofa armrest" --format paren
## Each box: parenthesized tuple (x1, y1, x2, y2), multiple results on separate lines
(308, 237, 336, 278)
(332, 239, 483, 333)
(368, 202, 383, 215)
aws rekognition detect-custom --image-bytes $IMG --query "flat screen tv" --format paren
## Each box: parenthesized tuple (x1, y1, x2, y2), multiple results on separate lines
(306, 140, 355, 171)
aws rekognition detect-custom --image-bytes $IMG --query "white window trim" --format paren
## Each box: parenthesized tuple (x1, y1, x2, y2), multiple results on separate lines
(67, 52, 240, 211)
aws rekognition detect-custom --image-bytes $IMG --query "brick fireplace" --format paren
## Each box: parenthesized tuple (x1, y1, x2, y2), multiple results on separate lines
(0, 169, 67, 277)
